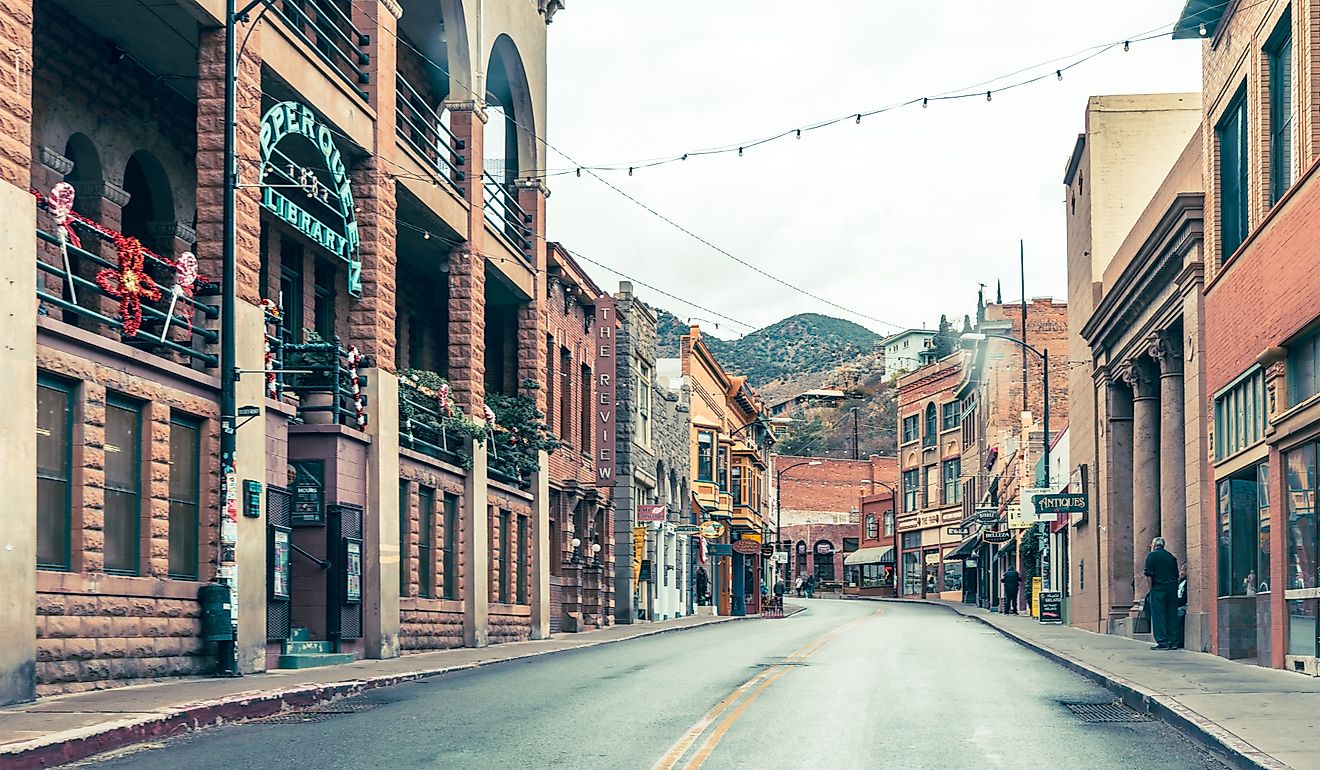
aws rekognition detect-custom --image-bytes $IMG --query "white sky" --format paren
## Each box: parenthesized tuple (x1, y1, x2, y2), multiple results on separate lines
(544, 1, 1201, 339)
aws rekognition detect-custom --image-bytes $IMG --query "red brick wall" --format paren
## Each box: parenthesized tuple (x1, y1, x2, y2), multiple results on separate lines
(0, 0, 32, 187)
(545, 276, 597, 484)
(398, 455, 466, 648)
(775, 455, 897, 514)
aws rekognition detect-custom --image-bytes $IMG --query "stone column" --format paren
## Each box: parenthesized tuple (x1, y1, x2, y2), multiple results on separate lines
(1125, 357, 1161, 617)
(1104, 375, 1135, 619)
(444, 103, 488, 417)
(462, 436, 489, 647)
(1152, 332, 1186, 568)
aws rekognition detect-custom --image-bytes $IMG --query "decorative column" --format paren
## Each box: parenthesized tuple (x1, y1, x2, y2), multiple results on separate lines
(443, 101, 488, 417)
(1125, 357, 1161, 618)
(1104, 374, 1135, 619)
(1152, 332, 1186, 567)
(0, 0, 35, 706)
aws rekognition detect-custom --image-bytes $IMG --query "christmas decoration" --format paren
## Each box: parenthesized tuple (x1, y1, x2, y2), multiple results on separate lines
(345, 345, 367, 429)
(158, 251, 198, 341)
(96, 235, 162, 337)
(261, 299, 281, 398)
(47, 182, 80, 306)
(436, 381, 452, 417)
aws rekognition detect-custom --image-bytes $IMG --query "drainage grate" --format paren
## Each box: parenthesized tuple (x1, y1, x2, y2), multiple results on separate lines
(255, 697, 377, 724)
(1062, 701, 1151, 723)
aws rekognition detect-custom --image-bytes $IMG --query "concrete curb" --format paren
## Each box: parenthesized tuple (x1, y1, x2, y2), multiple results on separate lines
(878, 598, 1290, 770)
(1, 613, 760, 769)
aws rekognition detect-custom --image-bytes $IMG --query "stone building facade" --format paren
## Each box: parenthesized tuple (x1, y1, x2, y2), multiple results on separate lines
(3, 0, 569, 704)
(611, 283, 692, 623)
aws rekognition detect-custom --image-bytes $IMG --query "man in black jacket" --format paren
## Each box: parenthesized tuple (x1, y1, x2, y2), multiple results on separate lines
(1001, 566, 1021, 615)
(1144, 537, 1180, 650)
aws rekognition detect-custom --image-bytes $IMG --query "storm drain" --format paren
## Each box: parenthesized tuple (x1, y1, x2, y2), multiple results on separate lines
(255, 697, 378, 724)
(1062, 701, 1151, 723)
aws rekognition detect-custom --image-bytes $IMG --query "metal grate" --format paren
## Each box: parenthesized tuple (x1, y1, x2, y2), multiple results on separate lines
(267, 486, 292, 641)
(1063, 701, 1152, 723)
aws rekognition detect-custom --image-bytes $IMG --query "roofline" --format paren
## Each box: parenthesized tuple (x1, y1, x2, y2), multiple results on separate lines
(1063, 133, 1086, 185)
(1172, 0, 1229, 40)
(880, 329, 935, 344)
(546, 242, 606, 298)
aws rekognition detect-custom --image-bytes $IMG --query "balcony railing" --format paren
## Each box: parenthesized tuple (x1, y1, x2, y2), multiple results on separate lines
(396, 72, 465, 193)
(35, 203, 220, 368)
(482, 172, 533, 264)
(268, 0, 370, 97)
(399, 381, 467, 465)
(283, 335, 368, 428)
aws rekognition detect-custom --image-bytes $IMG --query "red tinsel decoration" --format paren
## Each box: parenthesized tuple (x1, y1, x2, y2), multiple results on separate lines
(96, 235, 162, 337)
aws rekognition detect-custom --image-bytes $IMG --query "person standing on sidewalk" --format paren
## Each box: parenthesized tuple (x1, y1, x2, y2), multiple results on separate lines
(1001, 566, 1021, 615)
(773, 578, 786, 611)
(1174, 564, 1188, 649)
(1145, 537, 1180, 650)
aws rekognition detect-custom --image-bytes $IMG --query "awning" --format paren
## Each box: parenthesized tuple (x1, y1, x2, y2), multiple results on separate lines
(844, 545, 894, 566)
(945, 534, 980, 560)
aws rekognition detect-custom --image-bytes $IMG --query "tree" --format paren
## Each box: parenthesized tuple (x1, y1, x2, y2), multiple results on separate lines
(775, 416, 829, 457)
(962, 314, 973, 334)
(929, 314, 956, 360)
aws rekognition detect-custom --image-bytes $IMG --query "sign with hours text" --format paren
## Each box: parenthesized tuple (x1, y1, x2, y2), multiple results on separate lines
(594, 297, 618, 487)
(637, 504, 666, 523)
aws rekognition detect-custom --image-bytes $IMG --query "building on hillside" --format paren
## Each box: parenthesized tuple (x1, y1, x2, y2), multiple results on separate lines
(679, 326, 774, 617)
(849, 487, 899, 597)
(609, 283, 692, 624)
(543, 244, 615, 632)
(896, 353, 966, 598)
(1060, 93, 1201, 641)
(953, 300, 1070, 612)
(1176, 0, 1320, 674)
(881, 329, 937, 377)
(1074, 127, 1208, 646)
(768, 389, 848, 417)
(773, 455, 897, 591)
(7, 0, 565, 705)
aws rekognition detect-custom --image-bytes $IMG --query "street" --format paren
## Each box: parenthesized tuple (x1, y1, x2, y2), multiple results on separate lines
(79, 601, 1225, 770)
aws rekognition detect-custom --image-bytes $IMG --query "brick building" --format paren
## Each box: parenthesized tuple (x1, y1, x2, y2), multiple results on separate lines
(544, 244, 614, 633)
(956, 299, 1070, 611)
(3, 0, 572, 705)
(896, 353, 966, 598)
(610, 283, 692, 623)
(1176, 0, 1320, 673)
(773, 455, 896, 591)
(850, 487, 899, 597)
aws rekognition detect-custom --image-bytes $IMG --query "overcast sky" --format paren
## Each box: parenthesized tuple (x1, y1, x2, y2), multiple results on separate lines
(543, 1, 1201, 340)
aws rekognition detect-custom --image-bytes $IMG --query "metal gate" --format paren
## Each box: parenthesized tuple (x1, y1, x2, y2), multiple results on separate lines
(267, 485, 292, 641)
(328, 503, 364, 640)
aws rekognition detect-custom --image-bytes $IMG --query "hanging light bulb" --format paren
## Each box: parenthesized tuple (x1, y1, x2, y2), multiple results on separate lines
(795, 129, 801, 139)
(682, 154, 688, 161)
(855, 114, 861, 124)
(738, 147, 744, 157)
(628, 167, 634, 176)
(1198, 22, 1207, 36)
(922, 98, 928, 109)
(423, 231, 431, 240)
(986, 91, 992, 102)
(1056, 70, 1063, 81)
(1123, 40, 1130, 52)
(575, 167, 581, 177)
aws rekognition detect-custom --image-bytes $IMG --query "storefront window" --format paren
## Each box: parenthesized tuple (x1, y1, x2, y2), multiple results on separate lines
(901, 531, 921, 595)
(943, 560, 963, 592)
(1288, 599, 1318, 657)
(1218, 473, 1258, 597)
(923, 550, 940, 593)
(1258, 462, 1272, 593)
(1286, 444, 1318, 590)
(814, 541, 835, 582)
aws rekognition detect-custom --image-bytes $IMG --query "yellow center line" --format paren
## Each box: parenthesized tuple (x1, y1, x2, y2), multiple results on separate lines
(652, 606, 882, 770)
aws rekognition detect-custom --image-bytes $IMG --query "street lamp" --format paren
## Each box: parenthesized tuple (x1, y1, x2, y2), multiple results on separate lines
(776, 460, 823, 582)
(959, 332, 1051, 484)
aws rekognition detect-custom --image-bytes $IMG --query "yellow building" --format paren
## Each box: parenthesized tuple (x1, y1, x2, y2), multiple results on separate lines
(680, 326, 773, 616)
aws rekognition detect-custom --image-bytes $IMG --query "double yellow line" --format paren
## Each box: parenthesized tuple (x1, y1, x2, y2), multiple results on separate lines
(652, 607, 880, 770)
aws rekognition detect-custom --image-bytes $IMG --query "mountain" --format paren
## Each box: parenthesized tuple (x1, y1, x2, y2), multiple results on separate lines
(653, 310, 881, 387)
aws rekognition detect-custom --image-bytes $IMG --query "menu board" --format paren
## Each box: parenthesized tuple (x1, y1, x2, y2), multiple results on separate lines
(344, 538, 362, 604)
(291, 461, 325, 526)
(271, 528, 291, 600)
(1038, 591, 1063, 624)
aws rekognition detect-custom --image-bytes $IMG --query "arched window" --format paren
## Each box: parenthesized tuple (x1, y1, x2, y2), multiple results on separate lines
(924, 403, 937, 444)
(120, 151, 174, 255)
(866, 514, 878, 540)
(814, 540, 836, 582)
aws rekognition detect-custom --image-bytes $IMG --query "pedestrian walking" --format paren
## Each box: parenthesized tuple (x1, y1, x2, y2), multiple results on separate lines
(805, 575, 816, 599)
(695, 566, 710, 606)
(1145, 537, 1180, 650)
(773, 578, 786, 611)
(1001, 566, 1021, 615)
(794, 575, 804, 598)
(1174, 564, 1188, 649)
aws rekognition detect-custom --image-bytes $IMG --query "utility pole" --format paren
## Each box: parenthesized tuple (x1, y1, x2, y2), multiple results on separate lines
(852, 407, 860, 461)
(1019, 239, 1027, 413)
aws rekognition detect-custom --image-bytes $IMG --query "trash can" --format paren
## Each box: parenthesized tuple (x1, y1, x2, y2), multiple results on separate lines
(198, 583, 234, 642)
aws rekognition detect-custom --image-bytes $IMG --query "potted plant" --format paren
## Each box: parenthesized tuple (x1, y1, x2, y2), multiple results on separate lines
(285, 330, 339, 424)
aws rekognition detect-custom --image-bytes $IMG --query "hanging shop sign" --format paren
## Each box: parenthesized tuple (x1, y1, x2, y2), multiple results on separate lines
(975, 507, 1000, 525)
(637, 504, 666, 523)
(982, 529, 1013, 544)
(259, 101, 362, 296)
(594, 297, 618, 487)
(1006, 504, 1032, 530)
(700, 520, 727, 540)
(1033, 492, 1087, 516)
(674, 524, 702, 535)
(732, 539, 761, 555)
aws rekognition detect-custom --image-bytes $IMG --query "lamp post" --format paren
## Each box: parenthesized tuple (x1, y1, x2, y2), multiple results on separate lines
(775, 460, 822, 585)
(961, 331, 1052, 599)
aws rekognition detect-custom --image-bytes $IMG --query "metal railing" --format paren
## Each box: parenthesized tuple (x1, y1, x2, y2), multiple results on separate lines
(35, 214, 220, 368)
(399, 384, 466, 464)
(486, 442, 526, 488)
(482, 172, 533, 263)
(395, 72, 465, 192)
(268, 0, 370, 97)
(283, 335, 367, 427)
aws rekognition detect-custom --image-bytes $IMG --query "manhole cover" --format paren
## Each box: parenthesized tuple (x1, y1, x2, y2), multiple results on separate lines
(1062, 701, 1151, 723)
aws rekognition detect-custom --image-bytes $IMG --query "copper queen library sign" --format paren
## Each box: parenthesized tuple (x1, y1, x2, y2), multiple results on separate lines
(595, 297, 618, 486)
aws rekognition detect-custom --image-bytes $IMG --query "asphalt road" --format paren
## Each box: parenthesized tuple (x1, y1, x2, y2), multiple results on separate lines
(80, 600, 1226, 769)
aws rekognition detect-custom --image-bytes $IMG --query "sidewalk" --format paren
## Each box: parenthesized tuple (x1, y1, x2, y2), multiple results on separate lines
(909, 598, 1320, 770)
(0, 609, 783, 769)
